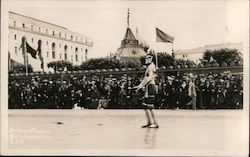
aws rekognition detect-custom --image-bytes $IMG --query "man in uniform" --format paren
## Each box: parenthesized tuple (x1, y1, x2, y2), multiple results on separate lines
(133, 53, 159, 128)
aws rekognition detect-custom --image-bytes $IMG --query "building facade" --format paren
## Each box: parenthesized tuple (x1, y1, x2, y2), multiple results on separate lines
(174, 42, 243, 64)
(9, 11, 93, 72)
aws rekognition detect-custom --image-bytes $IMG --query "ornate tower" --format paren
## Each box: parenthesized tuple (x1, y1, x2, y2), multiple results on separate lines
(116, 9, 146, 62)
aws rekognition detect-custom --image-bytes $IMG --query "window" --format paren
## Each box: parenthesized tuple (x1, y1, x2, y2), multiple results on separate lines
(22, 23, 25, 28)
(65, 34, 67, 38)
(52, 51, 55, 59)
(14, 35, 17, 40)
(75, 47, 78, 61)
(47, 52, 49, 58)
(46, 41, 48, 45)
(71, 55, 73, 61)
(85, 49, 88, 61)
(31, 38, 34, 43)
(64, 53, 67, 60)
(15, 47, 17, 54)
(46, 29, 48, 34)
(70, 36, 73, 40)
(75, 55, 78, 61)
(53, 31, 55, 35)
(64, 45, 68, 52)
(39, 27, 41, 32)
(64, 45, 68, 60)
(59, 33, 61, 37)
(60, 53, 62, 59)
(31, 25, 33, 31)
(183, 55, 185, 58)
(52, 43, 56, 59)
(14, 21, 16, 27)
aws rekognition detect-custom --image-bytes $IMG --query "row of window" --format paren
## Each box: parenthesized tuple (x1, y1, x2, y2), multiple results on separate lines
(14, 45, 86, 62)
(12, 20, 92, 44)
(13, 34, 89, 53)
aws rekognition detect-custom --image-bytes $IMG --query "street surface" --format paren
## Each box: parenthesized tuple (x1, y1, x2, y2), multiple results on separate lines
(7, 109, 249, 156)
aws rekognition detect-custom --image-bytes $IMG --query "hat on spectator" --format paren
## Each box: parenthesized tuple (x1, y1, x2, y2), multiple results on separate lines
(49, 81, 53, 84)
(92, 76, 98, 80)
(208, 75, 214, 79)
(167, 76, 174, 81)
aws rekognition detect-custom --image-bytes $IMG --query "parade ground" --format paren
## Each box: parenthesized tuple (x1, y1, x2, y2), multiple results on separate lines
(7, 109, 248, 156)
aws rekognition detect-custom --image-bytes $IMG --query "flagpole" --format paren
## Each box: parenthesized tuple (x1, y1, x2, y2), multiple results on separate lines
(26, 53, 29, 76)
(21, 37, 28, 76)
(155, 50, 158, 70)
(171, 43, 175, 58)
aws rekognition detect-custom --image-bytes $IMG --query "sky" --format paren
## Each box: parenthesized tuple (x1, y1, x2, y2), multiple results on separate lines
(6, 0, 249, 58)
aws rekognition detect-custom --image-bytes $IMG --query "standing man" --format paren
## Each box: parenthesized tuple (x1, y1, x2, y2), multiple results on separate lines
(133, 53, 159, 128)
(186, 73, 197, 110)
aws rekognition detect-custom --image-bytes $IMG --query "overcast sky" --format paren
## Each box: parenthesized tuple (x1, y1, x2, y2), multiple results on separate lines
(6, 0, 249, 58)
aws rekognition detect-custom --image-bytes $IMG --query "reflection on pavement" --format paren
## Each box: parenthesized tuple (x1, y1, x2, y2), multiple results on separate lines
(144, 128, 158, 149)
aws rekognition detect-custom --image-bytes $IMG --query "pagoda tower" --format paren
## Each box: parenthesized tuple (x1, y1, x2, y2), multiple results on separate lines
(116, 9, 146, 62)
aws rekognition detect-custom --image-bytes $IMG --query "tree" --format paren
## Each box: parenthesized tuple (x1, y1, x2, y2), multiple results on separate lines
(47, 60, 73, 72)
(202, 48, 242, 66)
(9, 63, 33, 74)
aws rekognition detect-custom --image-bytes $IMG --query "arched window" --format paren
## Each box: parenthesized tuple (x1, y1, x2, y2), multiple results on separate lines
(22, 23, 25, 28)
(52, 43, 56, 59)
(53, 31, 55, 35)
(64, 45, 68, 60)
(59, 32, 61, 37)
(31, 38, 34, 43)
(31, 25, 33, 31)
(75, 47, 78, 61)
(13, 21, 16, 27)
(14, 35, 17, 40)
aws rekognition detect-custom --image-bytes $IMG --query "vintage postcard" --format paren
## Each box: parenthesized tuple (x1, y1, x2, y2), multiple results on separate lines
(1, 0, 249, 156)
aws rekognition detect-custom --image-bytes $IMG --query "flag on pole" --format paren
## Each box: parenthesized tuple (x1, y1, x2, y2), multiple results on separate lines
(156, 27, 174, 43)
(26, 42, 37, 59)
(19, 41, 37, 59)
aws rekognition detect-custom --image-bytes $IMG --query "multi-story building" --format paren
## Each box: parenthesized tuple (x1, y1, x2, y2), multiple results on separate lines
(174, 42, 243, 64)
(9, 11, 93, 72)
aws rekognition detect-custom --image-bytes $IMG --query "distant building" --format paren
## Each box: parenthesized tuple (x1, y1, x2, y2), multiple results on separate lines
(9, 11, 93, 72)
(115, 9, 146, 62)
(174, 42, 243, 63)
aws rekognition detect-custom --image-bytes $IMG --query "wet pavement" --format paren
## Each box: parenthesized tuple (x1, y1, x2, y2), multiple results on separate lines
(7, 109, 249, 156)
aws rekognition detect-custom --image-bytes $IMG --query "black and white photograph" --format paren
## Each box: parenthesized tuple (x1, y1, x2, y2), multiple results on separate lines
(1, 0, 249, 156)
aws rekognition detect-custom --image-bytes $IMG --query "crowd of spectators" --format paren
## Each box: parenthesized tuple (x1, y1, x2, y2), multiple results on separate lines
(8, 71, 243, 110)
